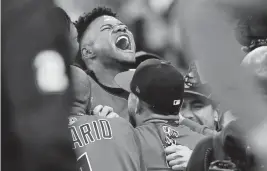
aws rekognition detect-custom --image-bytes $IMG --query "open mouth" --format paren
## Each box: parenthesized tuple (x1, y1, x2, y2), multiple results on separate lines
(115, 35, 131, 51)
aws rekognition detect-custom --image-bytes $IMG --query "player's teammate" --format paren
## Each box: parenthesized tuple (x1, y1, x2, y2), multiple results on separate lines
(73, 7, 160, 124)
(73, 7, 136, 121)
(181, 62, 236, 132)
(115, 59, 205, 170)
(69, 66, 146, 171)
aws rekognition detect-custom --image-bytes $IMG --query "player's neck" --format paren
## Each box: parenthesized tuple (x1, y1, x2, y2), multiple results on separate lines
(92, 63, 123, 88)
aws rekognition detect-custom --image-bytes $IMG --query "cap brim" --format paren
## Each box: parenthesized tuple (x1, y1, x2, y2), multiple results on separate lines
(184, 90, 210, 99)
(131, 52, 161, 68)
(114, 70, 135, 92)
(184, 83, 212, 100)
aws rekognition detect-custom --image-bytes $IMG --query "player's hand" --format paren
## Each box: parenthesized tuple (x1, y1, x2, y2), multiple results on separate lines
(93, 105, 119, 118)
(164, 145, 192, 170)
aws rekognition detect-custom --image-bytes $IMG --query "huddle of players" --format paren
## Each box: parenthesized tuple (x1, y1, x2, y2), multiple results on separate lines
(65, 6, 254, 171)
(68, 7, 199, 171)
(3, 1, 266, 171)
(64, 5, 267, 171)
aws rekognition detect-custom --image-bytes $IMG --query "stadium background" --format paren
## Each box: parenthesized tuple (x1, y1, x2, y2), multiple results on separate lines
(55, 0, 244, 74)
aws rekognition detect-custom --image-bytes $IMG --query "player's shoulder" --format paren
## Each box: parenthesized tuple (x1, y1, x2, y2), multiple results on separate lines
(107, 117, 135, 130)
(133, 122, 158, 137)
(68, 114, 100, 126)
(68, 114, 133, 129)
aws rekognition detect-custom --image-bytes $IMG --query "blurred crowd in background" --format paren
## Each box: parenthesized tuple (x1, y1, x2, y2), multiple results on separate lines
(56, 0, 243, 73)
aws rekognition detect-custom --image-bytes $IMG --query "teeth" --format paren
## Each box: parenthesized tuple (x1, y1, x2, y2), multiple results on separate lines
(116, 36, 129, 43)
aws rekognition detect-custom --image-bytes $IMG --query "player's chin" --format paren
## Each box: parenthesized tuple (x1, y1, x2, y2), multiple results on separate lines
(114, 49, 136, 63)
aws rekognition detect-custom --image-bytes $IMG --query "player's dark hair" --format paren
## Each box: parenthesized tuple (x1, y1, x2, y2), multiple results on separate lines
(75, 7, 117, 43)
(73, 7, 116, 70)
(149, 107, 180, 116)
(235, 12, 267, 51)
(141, 100, 181, 116)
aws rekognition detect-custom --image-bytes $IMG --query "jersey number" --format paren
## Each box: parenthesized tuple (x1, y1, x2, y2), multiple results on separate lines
(77, 153, 92, 171)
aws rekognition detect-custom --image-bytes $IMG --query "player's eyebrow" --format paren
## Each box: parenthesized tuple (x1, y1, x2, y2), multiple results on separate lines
(100, 24, 112, 30)
(100, 23, 126, 30)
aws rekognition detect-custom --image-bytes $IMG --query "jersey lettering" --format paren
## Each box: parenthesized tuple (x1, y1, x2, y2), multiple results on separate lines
(70, 119, 113, 148)
(99, 119, 112, 139)
(70, 126, 83, 149)
(80, 123, 95, 145)
(92, 121, 101, 140)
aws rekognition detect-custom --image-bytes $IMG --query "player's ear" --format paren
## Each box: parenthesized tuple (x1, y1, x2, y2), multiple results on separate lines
(214, 111, 219, 122)
(81, 44, 96, 59)
(135, 96, 142, 115)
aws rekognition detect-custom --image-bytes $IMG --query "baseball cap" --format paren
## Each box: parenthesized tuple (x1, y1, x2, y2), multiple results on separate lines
(135, 51, 161, 62)
(115, 59, 184, 115)
(70, 65, 91, 114)
(184, 62, 212, 100)
(184, 84, 212, 100)
(127, 51, 162, 69)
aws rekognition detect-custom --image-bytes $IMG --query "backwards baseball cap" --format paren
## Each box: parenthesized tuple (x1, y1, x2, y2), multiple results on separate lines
(115, 59, 184, 115)
(127, 51, 162, 69)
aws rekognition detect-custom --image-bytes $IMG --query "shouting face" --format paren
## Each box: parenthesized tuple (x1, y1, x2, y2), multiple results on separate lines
(82, 15, 136, 65)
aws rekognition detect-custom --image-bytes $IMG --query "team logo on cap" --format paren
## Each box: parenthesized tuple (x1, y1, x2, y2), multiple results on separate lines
(173, 100, 181, 106)
(184, 61, 202, 88)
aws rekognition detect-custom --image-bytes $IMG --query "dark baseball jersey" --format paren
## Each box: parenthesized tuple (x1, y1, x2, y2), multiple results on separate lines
(68, 114, 146, 171)
(135, 116, 206, 171)
(87, 72, 130, 121)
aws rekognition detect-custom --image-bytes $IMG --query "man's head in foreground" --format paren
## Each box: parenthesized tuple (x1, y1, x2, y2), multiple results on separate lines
(75, 7, 136, 71)
(49, 7, 79, 60)
(241, 46, 267, 97)
(235, 13, 267, 53)
(115, 59, 184, 123)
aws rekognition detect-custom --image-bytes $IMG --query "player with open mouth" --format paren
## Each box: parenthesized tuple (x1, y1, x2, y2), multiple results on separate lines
(74, 7, 139, 122)
(114, 34, 134, 52)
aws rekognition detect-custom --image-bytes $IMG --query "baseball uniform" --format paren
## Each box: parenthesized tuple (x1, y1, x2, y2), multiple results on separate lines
(74, 52, 161, 124)
(135, 115, 205, 170)
(115, 59, 206, 170)
(69, 114, 147, 171)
